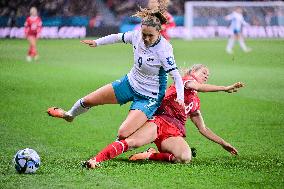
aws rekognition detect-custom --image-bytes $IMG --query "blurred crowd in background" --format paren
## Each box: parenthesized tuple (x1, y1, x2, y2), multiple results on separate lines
(0, 0, 185, 27)
(0, 0, 283, 27)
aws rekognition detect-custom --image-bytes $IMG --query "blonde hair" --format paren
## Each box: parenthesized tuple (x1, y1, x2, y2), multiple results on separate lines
(182, 64, 208, 76)
(30, 7, 38, 16)
(133, 0, 169, 30)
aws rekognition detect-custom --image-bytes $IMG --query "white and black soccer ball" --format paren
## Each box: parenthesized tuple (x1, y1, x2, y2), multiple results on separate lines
(13, 148, 40, 174)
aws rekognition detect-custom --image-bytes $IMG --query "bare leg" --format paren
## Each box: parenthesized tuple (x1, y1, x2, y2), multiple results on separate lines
(226, 35, 235, 54)
(129, 136, 192, 163)
(85, 121, 157, 168)
(47, 84, 118, 121)
(160, 136, 192, 163)
(117, 109, 148, 139)
(83, 84, 118, 106)
(238, 34, 251, 52)
(27, 36, 37, 58)
(125, 121, 158, 148)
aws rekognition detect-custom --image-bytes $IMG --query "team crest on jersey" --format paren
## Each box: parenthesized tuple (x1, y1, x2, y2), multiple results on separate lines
(166, 56, 175, 66)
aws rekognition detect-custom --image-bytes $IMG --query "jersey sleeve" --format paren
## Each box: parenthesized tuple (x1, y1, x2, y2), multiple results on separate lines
(95, 30, 135, 46)
(158, 47, 184, 101)
(158, 45, 177, 73)
(37, 18, 42, 34)
(121, 30, 136, 44)
(24, 18, 29, 35)
(225, 13, 233, 21)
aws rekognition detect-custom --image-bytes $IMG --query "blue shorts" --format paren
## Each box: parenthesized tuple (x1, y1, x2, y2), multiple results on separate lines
(112, 75, 162, 119)
(233, 29, 241, 34)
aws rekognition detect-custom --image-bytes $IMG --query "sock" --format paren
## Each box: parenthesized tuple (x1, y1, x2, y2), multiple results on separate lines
(149, 153, 175, 162)
(31, 46, 37, 57)
(28, 45, 33, 56)
(66, 98, 89, 117)
(91, 140, 129, 163)
(226, 37, 235, 51)
(239, 38, 248, 51)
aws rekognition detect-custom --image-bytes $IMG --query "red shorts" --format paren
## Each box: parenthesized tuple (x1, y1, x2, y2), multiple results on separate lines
(26, 31, 38, 38)
(149, 116, 184, 152)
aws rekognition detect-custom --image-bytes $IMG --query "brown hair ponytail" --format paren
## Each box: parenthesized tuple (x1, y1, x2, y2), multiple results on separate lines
(133, 0, 169, 30)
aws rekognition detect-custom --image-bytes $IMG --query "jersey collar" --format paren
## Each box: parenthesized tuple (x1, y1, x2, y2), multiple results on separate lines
(188, 74, 199, 83)
(150, 36, 161, 48)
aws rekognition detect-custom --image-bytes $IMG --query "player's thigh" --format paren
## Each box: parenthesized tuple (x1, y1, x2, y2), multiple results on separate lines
(235, 33, 241, 40)
(118, 109, 148, 139)
(83, 84, 118, 106)
(126, 121, 157, 148)
(161, 136, 192, 163)
(27, 36, 36, 46)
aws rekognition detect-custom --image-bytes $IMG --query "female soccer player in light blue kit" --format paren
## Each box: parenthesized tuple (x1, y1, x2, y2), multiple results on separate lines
(47, 1, 185, 140)
(225, 7, 251, 54)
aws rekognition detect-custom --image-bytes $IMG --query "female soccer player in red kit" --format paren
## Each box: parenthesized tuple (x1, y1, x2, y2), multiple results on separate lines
(24, 7, 42, 62)
(84, 64, 244, 168)
(148, 0, 175, 41)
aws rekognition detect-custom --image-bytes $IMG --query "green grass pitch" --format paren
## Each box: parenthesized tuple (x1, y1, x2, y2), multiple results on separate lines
(0, 38, 283, 188)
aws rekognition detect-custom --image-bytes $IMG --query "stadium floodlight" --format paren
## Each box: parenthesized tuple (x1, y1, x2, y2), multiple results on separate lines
(184, 1, 284, 39)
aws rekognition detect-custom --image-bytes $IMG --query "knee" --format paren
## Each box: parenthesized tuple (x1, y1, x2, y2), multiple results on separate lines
(82, 97, 93, 107)
(175, 151, 192, 163)
(82, 96, 99, 108)
(117, 128, 132, 140)
(125, 139, 140, 149)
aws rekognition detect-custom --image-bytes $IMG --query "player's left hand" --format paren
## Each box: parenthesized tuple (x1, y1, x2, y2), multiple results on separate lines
(80, 40, 97, 48)
(222, 142, 238, 155)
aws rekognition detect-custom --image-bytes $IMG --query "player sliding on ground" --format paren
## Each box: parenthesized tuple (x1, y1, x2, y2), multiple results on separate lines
(84, 64, 244, 168)
(47, 1, 185, 140)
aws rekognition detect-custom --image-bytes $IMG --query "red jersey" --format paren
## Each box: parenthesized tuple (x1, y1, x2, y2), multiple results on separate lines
(24, 16, 42, 37)
(161, 12, 176, 41)
(155, 75, 200, 136)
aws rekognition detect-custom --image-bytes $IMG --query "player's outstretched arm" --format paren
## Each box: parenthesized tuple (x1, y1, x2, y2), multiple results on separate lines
(186, 81, 244, 93)
(190, 110, 238, 155)
(81, 32, 133, 48)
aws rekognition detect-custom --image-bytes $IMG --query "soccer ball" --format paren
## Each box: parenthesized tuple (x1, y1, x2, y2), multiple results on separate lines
(13, 148, 40, 174)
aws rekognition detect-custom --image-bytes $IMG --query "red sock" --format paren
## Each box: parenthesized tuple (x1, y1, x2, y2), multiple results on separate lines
(28, 45, 33, 56)
(149, 153, 175, 162)
(91, 140, 128, 163)
(30, 46, 37, 57)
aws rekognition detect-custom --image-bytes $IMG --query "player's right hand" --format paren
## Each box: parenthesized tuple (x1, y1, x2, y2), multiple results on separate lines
(80, 40, 97, 48)
(222, 142, 238, 155)
(226, 82, 245, 93)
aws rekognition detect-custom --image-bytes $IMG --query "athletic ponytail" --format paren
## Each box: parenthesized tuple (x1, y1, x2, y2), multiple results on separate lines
(133, 0, 169, 30)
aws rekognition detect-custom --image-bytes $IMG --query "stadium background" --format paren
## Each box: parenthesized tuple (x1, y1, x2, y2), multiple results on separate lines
(0, 0, 284, 189)
(0, 0, 283, 38)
